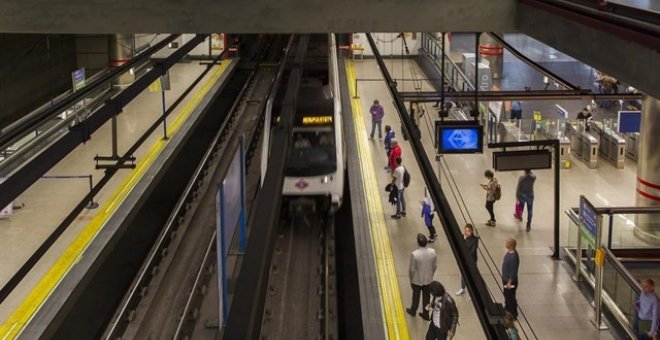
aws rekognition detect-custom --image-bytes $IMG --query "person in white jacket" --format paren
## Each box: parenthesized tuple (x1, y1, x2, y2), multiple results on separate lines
(406, 233, 437, 321)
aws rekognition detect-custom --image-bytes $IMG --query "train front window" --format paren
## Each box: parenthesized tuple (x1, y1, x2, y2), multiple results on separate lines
(286, 130, 336, 177)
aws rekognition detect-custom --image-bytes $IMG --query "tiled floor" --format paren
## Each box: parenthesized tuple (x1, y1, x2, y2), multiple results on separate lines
(351, 56, 636, 339)
(0, 61, 222, 324)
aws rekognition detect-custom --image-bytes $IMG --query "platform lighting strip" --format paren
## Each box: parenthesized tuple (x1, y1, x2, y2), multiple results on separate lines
(346, 60, 409, 339)
(0, 60, 234, 340)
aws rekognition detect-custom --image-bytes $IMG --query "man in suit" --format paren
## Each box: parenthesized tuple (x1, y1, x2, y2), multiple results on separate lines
(407, 233, 437, 320)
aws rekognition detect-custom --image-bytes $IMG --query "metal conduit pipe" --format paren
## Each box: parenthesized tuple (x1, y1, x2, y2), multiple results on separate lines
(365, 33, 509, 339)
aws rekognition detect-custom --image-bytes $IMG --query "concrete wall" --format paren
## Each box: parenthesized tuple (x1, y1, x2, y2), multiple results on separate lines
(518, 3, 660, 99)
(0, 34, 77, 129)
(0, 0, 517, 34)
(76, 34, 107, 74)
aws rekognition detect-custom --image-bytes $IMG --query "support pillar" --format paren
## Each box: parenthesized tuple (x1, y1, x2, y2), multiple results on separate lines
(635, 95, 660, 238)
(479, 33, 503, 79)
(108, 34, 134, 86)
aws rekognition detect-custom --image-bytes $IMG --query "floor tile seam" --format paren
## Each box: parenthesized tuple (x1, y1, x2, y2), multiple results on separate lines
(0, 61, 233, 339)
(346, 60, 408, 340)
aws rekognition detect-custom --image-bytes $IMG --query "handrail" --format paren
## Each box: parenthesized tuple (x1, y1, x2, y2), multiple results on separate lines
(421, 33, 474, 90)
(0, 34, 180, 149)
(420, 33, 498, 122)
(604, 247, 642, 294)
(0, 85, 114, 175)
(569, 205, 660, 215)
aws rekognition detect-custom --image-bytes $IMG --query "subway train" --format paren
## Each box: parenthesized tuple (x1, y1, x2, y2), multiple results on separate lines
(260, 34, 346, 213)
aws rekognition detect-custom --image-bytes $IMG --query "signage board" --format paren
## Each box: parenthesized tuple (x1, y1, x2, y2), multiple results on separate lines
(618, 111, 641, 133)
(579, 195, 598, 247)
(71, 68, 86, 92)
(493, 150, 552, 171)
(555, 104, 569, 119)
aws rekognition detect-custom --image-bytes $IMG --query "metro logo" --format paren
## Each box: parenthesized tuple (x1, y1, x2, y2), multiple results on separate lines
(295, 179, 309, 190)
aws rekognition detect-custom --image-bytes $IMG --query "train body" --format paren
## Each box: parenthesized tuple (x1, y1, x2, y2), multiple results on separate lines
(261, 34, 346, 212)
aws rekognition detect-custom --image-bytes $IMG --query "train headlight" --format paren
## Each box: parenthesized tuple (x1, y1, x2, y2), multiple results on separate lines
(321, 176, 329, 184)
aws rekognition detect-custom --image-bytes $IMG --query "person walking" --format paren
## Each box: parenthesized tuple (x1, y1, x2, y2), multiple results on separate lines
(515, 169, 536, 231)
(510, 101, 523, 120)
(389, 138, 401, 172)
(369, 99, 385, 139)
(502, 238, 520, 319)
(456, 223, 479, 296)
(635, 279, 658, 340)
(391, 157, 406, 219)
(421, 196, 437, 242)
(481, 170, 498, 226)
(384, 125, 395, 170)
(425, 281, 459, 340)
(406, 233, 437, 320)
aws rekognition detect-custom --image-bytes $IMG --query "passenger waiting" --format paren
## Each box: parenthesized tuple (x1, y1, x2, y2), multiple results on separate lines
(318, 132, 334, 146)
(294, 134, 311, 149)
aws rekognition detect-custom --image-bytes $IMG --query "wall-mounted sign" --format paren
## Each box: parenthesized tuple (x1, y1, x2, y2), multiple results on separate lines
(71, 68, 86, 92)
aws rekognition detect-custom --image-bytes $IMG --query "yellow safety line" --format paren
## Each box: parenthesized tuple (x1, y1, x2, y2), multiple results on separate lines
(0, 60, 233, 340)
(345, 60, 409, 339)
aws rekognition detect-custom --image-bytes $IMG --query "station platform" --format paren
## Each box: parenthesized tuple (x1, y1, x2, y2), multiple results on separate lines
(344, 56, 639, 339)
(0, 59, 234, 330)
(0, 34, 650, 339)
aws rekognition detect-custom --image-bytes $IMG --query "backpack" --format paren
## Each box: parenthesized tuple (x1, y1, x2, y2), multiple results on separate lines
(494, 184, 502, 200)
(403, 168, 411, 188)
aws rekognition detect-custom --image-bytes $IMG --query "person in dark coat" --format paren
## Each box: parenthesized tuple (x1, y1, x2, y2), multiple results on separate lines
(456, 223, 479, 296)
(502, 238, 520, 319)
(425, 281, 459, 340)
(515, 169, 536, 231)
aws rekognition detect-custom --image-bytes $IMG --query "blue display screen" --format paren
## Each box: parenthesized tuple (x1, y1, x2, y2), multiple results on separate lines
(437, 125, 482, 153)
(618, 111, 641, 133)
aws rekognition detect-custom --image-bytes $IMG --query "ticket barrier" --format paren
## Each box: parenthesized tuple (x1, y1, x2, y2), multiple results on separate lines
(590, 122, 626, 169)
(535, 119, 571, 169)
(497, 120, 530, 143)
(496, 120, 572, 168)
(566, 121, 599, 169)
(624, 133, 639, 161)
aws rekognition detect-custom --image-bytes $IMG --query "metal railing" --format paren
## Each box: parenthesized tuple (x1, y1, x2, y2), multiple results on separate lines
(0, 35, 178, 176)
(419, 33, 497, 125)
(563, 208, 660, 339)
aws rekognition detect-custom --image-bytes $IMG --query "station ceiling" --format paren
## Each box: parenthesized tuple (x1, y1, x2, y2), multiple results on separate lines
(0, 0, 657, 97)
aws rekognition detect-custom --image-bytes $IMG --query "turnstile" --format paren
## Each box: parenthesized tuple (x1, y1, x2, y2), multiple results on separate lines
(565, 121, 599, 169)
(590, 122, 626, 169)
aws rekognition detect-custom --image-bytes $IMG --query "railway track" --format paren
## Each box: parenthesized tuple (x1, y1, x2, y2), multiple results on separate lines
(260, 212, 338, 340)
(102, 35, 289, 340)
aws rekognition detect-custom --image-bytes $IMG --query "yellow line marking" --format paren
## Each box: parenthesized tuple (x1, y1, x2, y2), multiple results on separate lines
(346, 60, 409, 339)
(0, 60, 233, 340)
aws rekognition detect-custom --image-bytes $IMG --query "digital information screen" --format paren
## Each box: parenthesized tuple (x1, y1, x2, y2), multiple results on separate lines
(436, 122, 483, 154)
(493, 150, 552, 171)
(618, 110, 641, 133)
